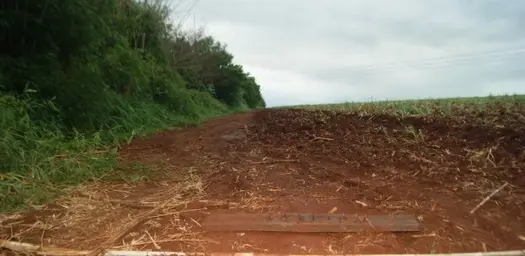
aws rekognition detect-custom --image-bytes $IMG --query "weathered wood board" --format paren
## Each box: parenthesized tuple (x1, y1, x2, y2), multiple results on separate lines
(203, 213, 421, 233)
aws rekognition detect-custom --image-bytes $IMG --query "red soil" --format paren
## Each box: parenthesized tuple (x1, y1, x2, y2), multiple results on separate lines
(2, 106, 525, 254)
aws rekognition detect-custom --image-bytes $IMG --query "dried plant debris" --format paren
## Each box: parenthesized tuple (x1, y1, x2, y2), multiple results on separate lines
(3, 103, 525, 254)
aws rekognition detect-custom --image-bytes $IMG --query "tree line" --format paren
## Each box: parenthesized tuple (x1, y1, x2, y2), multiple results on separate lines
(0, 0, 265, 210)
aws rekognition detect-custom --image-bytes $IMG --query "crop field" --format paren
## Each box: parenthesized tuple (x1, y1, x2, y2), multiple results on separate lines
(1, 95, 525, 254)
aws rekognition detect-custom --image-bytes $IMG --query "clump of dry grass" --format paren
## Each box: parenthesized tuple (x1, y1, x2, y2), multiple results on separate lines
(466, 146, 498, 168)
(1, 173, 210, 252)
(238, 192, 276, 211)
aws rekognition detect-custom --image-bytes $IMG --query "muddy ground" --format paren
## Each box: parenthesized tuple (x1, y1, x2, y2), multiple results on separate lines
(2, 106, 525, 254)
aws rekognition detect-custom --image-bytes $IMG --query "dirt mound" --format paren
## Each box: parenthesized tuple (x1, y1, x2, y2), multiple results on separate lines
(249, 108, 524, 183)
(2, 107, 525, 254)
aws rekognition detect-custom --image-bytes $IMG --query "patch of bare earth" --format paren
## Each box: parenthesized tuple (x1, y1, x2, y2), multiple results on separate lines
(2, 105, 525, 254)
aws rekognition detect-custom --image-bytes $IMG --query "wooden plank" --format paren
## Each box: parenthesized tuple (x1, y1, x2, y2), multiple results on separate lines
(202, 213, 421, 233)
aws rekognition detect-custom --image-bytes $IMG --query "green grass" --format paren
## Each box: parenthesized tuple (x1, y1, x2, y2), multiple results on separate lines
(0, 94, 236, 212)
(0, 0, 265, 213)
(295, 94, 525, 116)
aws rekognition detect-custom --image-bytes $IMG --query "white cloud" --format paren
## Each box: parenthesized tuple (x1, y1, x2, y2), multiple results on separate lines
(175, 0, 525, 106)
(243, 65, 362, 106)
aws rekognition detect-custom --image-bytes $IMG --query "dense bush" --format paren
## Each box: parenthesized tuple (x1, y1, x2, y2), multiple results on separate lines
(0, 0, 265, 211)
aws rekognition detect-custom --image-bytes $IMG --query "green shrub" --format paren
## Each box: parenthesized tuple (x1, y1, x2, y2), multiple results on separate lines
(0, 0, 265, 211)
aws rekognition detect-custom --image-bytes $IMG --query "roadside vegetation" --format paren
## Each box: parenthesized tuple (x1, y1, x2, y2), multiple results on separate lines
(0, 0, 265, 211)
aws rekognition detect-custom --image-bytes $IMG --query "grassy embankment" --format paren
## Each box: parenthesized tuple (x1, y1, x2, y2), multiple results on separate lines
(0, 0, 265, 211)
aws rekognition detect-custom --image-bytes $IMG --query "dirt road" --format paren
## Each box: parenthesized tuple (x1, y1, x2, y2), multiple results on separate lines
(2, 108, 525, 254)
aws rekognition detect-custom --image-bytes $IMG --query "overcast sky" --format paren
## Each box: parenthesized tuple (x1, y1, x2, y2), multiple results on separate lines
(174, 0, 525, 107)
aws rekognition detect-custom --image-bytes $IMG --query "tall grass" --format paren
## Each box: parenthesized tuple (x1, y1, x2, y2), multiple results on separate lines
(0, 0, 265, 211)
(0, 91, 231, 211)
